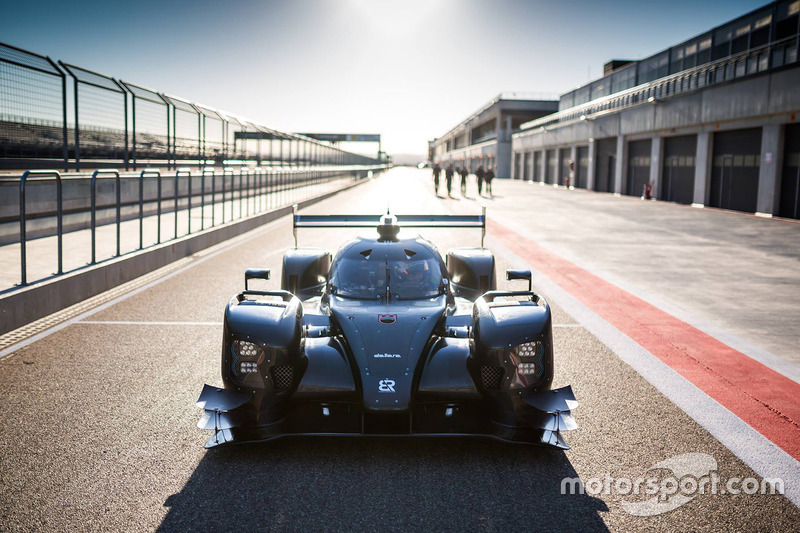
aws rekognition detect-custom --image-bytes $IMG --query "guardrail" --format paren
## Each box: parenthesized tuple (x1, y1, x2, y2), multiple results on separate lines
(11, 164, 386, 290)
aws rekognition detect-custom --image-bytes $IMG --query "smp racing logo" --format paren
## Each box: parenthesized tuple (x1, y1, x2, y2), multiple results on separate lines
(378, 379, 396, 393)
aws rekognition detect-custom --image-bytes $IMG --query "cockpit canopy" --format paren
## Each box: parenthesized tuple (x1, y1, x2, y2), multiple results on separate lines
(329, 238, 445, 300)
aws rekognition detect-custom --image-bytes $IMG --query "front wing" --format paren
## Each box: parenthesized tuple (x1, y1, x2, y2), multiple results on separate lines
(196, 384, 579, 450)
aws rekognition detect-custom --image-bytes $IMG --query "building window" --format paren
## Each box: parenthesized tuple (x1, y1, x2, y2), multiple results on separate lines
(712, 25, 733, 60)
(776, 0, 800, 40)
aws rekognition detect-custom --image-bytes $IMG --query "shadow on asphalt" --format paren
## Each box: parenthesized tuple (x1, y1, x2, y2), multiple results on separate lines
(158, 437, 608, 531)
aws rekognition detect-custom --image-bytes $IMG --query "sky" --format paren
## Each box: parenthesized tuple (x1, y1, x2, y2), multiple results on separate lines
(1, 0, 769, 157)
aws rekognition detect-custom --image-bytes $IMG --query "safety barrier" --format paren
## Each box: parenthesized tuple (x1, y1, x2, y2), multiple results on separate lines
(10, 164, 385, 289)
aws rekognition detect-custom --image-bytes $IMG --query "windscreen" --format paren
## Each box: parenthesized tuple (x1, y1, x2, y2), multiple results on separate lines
(330, 247, 443, 300)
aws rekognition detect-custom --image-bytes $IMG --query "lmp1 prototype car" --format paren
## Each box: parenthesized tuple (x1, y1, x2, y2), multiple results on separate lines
(196, 208, 578, 449)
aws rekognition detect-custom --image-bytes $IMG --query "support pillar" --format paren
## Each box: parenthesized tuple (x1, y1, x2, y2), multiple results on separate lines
(693, 131, 714, 206)
(569, 145, 577, 186)
(614, 135, 627, 194)
(538, 149, 547, 183)
(650, 135, 663, 198)
(756, 124, 784, 217)
(586, 140, 597, 190)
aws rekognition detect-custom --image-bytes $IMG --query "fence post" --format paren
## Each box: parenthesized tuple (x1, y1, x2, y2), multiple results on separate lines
(19, 170, 63, 286)
(239, 168, 245, 218)
(137, 169, 161, 247)
(116, 80, 129, 172)
(73, 75, 80, 172)
(223, 167, 234, 223)
(176, 168, 192, 236)
(89, 169, 121, 263)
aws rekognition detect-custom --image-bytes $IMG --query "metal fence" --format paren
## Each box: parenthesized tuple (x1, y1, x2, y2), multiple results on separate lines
(0, 43, 66, 165)
(0, 41, 380, 171)
(8, 164, 383, 289)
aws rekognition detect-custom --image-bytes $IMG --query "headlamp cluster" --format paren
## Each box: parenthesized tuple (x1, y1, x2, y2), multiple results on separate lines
(512, 340, 545, 377)
(231, 339, 266, 377)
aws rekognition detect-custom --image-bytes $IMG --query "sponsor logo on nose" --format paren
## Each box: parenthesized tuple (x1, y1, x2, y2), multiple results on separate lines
(378, 379, 396, 393)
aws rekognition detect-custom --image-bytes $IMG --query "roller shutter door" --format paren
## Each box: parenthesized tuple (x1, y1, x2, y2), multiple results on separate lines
(710, 128, 761, 213)
(780, 124, 800, 219)
(627, 139, 652, 197)
(661, 135, 696, 205)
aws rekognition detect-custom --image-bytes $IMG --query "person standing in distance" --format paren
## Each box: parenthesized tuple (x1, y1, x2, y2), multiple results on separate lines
(485, 165, 495, 197)
(475, 164, 485, 196)
(445, 163, 454, 197)
(459, 164, 469, 196)
(432, 162, 441, 195)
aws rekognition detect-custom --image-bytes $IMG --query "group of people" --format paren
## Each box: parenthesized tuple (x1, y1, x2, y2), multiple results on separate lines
(431, 162, 495, 198)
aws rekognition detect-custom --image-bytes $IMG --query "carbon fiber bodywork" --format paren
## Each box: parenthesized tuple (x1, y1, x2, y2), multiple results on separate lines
(197, 212, 578, 449)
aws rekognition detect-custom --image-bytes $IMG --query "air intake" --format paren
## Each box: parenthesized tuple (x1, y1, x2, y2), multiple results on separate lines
(480, 365, 504, 390)
(271, 365, 294, 390)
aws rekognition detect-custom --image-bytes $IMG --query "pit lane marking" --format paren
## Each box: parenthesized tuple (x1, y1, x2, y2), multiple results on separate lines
(76, 321, 223, 326)
(486, 229, 800, 509)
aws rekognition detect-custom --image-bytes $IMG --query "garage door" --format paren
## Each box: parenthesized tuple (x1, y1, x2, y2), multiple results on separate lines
(710, 128, 761, 213)
(576, 146, 589, 189)
(661, 135, 696, 204)
(594, 138, 617, 193)
(627, 139, 651, 197)
(546, 150, 557, 184)
(780, 123, 800, 219)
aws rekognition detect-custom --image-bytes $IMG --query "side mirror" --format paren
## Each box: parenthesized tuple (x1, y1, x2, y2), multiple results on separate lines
(506, 269, 532, 292)
(245, 268, 270, 291)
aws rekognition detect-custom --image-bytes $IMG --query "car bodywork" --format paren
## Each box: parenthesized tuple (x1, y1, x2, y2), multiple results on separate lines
(197, 208, 578, 449)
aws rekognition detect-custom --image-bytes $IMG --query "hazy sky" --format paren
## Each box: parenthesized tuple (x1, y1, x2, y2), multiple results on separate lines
(1, 0, 767, 156)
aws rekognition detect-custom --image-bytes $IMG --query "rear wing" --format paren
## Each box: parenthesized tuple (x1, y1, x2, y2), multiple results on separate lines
(292, 204, 486, 247)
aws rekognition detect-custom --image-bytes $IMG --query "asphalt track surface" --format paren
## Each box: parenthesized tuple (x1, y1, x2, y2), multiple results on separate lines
(1, 167, 798, 532)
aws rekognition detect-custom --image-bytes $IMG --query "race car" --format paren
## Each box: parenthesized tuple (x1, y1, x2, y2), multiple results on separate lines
(196, 207, 578, 449)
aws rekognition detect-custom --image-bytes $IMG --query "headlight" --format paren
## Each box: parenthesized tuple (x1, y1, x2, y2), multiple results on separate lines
(512, 340, 544, 377)
(231, 340, 266, 376)
(232, 340, 265, 361)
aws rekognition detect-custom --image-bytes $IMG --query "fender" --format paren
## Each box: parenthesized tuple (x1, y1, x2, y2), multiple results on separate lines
(221, 291, 303, 392)
(471, 291, 554, 393)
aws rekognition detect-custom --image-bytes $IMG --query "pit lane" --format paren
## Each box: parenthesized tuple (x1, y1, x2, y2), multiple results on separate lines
(0, 167, 797, 532)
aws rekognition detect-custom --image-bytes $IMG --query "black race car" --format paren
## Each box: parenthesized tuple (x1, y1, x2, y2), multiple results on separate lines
(197, 208, 578, 449)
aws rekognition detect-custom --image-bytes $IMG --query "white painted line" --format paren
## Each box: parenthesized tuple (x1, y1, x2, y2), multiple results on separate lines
(553, 324, 584, 328)
(77, 321, 223, 326)
(488, 235, 800, 508)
